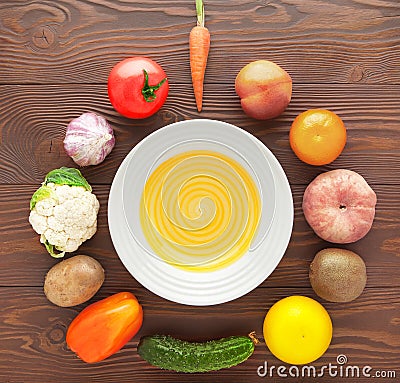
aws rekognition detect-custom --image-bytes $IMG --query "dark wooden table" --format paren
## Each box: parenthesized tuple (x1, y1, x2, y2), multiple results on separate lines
(1, 1, 399, 382)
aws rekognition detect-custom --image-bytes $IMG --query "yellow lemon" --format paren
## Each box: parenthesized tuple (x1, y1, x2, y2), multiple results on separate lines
(263, 295, 332, 365)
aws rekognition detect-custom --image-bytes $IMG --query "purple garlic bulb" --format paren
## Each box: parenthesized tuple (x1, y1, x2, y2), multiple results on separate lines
(64, 112, 115, 166)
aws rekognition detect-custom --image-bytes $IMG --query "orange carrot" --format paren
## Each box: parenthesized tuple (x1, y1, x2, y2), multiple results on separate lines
(190, 0, 210, 112)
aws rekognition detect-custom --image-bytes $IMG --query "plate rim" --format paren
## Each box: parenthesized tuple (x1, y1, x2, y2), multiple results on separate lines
(108, 119, 293, 305)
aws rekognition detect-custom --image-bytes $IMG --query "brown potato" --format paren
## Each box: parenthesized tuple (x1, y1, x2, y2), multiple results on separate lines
(44, 255, 105, 307)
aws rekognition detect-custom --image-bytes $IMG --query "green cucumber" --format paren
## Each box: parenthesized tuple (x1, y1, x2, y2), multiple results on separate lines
(137, 332, 257, 373)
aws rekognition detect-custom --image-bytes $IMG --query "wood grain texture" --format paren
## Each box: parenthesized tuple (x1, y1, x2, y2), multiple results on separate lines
(0, 183, 398, 289)
(0, 83, 399, 185)
(0, 0, 399, 84)
(0, 287, 398, 383)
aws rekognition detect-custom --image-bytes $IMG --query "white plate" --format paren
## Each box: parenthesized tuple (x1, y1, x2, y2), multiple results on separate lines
(108, 119, 293, 305)
(121, 120, 276, 268)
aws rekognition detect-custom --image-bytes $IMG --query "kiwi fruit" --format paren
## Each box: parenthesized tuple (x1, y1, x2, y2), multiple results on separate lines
(309, 248, 367, 302)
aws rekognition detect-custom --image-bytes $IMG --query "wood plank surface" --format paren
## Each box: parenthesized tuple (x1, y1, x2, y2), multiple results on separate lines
(1, 0, 399, 85)
(0, 83, 399, 185)
(0, 184, 399, 289)
(0, 287, 399, 383)
(0, 0, 399, 382)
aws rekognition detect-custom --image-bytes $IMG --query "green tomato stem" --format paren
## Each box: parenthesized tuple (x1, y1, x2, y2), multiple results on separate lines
(141, 69, 167, 103)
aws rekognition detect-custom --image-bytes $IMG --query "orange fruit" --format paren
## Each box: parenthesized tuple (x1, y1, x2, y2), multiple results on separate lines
(289, 109, 346, 165)
(263, 295, 333, 365)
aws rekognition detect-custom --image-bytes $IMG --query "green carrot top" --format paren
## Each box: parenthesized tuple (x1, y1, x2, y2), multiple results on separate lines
(196, 0, 205, 27)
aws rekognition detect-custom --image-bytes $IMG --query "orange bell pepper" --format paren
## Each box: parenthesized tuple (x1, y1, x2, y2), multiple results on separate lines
(66, 291, 143, 363)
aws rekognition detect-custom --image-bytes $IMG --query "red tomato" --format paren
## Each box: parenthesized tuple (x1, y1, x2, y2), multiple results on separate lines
(108, 57, 169, 119)
(66, 292, 143, 363)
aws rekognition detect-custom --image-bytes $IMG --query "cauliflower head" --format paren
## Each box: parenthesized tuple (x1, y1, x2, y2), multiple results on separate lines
(29, 168, 100, 258)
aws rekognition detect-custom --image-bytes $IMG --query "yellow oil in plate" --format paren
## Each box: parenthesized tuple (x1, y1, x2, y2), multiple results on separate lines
(140, 150, 261, 272)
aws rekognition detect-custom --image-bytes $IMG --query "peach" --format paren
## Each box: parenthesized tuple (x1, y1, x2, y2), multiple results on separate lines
(302, 169, 377, 244)
(235, 60, 292, 120)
